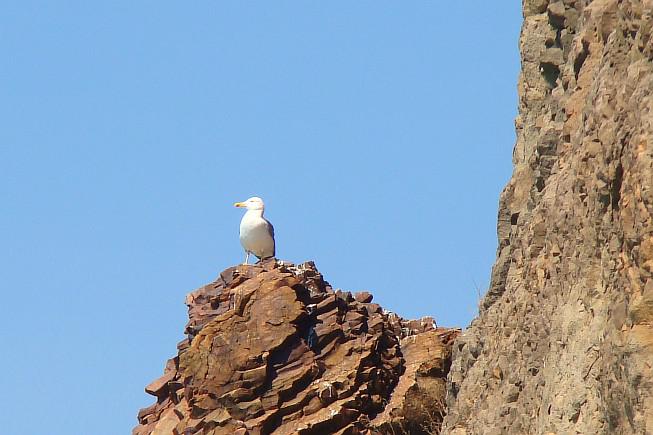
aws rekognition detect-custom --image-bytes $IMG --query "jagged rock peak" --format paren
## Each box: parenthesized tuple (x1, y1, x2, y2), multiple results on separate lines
(135, 260, 459, 435)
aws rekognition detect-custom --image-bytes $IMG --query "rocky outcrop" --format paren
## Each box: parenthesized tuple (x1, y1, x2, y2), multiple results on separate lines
(444, 1, 653, 434)
(134, 261, 458, 435)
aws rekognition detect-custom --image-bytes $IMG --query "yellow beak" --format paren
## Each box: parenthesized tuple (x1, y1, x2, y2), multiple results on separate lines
(234, 202, 246, 207)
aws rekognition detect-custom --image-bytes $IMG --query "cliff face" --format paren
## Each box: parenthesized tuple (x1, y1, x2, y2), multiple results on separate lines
(134, 261, 459, 435)
(444, 1, 653, 434)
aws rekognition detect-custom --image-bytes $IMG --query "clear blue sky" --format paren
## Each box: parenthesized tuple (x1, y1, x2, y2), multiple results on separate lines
(1, 2, 521, 434)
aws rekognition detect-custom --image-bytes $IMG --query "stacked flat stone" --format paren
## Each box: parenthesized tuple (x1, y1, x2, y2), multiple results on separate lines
(134, 261, 458, 435)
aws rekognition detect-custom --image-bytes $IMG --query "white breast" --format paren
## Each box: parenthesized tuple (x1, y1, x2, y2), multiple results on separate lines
(239, 211, 275, 259)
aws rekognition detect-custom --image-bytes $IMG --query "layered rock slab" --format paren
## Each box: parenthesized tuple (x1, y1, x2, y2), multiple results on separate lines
(135, 261, 458, 434)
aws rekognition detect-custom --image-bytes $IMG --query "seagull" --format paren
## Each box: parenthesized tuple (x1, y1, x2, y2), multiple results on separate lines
(234, 197, 276, 265)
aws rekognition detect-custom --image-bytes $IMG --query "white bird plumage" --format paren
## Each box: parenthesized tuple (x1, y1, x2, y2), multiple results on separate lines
(234, 196, 275, 264)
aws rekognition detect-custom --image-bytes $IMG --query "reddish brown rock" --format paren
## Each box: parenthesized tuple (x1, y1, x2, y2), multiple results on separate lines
(134, 261, 458, 435)
(372, 328, 459, 435)
(354, 292, 373, 304)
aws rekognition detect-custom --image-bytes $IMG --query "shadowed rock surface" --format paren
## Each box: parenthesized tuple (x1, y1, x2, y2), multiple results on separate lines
(134, 261, 458, 435)
(443, 1, 653, 434)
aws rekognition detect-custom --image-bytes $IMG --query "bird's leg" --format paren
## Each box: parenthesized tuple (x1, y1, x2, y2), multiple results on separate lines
(244, 251, 250, 265)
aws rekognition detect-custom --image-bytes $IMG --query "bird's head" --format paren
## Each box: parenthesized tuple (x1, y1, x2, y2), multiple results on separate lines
(234, 196, 265, 211)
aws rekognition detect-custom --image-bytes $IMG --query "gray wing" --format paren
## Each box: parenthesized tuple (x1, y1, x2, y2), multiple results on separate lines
(264, 218, 276, 256)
